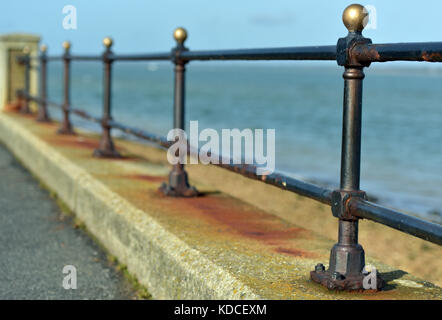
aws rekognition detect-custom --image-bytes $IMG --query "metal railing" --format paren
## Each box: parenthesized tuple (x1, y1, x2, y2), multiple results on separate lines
(15, 4, 442, 291)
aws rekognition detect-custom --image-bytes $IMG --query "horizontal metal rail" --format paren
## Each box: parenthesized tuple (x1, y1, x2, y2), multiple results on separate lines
(107, 120, 171, 148)
(353, 41, 442, 63)
(45, 55, 101, 61)
(69, 55, 102, 61)
(179, 45, 337, 61)
(350, 198, 442, 245)
(110, 53, 171, 61)
(30, 42, 442, 64)
(29, 96, 102, 123)
(39, 46, 339, 62)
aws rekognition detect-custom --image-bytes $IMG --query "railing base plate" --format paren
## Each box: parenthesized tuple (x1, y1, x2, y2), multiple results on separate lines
(93, 148, 121, 159)
(310, 269, 384, 291)
(159, 182, 199, 198)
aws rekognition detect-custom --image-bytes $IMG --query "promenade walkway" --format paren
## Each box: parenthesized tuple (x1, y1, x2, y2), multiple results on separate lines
(0, 143, 136, 299)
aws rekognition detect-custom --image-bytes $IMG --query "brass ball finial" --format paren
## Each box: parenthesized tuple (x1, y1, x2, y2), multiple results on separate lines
(342, 4, 368, 33)
(103, 37, 113, 48)
(40, 44, 47, 53)
(62, 41, 71, 50)
(173, 27, 187, 44)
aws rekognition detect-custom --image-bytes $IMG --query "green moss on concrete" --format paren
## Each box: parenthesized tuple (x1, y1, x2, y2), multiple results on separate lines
(108, 255, 152, 300)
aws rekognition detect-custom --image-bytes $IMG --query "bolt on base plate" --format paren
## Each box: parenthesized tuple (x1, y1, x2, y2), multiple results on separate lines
(310, 265, 385, 291)
(159, 166, 200, 197)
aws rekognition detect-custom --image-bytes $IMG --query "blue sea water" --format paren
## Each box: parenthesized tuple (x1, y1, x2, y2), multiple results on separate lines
(46, 61, 442, 221)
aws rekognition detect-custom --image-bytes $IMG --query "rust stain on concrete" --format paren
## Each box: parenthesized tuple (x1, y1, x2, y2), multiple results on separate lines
(275, 247, 317, 258)
(45, 135, 100, 150)
(123, 174, 167, 183)
(154, 193, 318, 259)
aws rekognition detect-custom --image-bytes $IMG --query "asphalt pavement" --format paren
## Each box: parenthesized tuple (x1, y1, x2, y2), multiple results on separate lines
(0, 142, 137, 299)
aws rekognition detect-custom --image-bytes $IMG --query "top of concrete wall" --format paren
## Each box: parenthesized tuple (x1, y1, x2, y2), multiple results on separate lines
(0, 33, 40, 43)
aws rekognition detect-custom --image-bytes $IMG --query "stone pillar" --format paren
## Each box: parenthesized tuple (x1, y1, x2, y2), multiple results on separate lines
(0, 33, 40, 111)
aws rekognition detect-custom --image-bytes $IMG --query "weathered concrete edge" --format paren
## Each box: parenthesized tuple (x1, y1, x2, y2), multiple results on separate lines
(0, 114, 262, 300)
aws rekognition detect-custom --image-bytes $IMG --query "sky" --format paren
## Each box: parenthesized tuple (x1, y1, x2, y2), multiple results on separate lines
(1, 0, 441, 56)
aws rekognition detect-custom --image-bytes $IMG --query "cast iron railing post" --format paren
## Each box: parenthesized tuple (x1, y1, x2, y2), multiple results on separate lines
(57, 41, 75, 134)
(160, 27, 199, 197)
(93, 37, 120, 158)
(36, 44, 51, 122)
(311, 4, 384, 291)
(21, 46, 31, 114)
